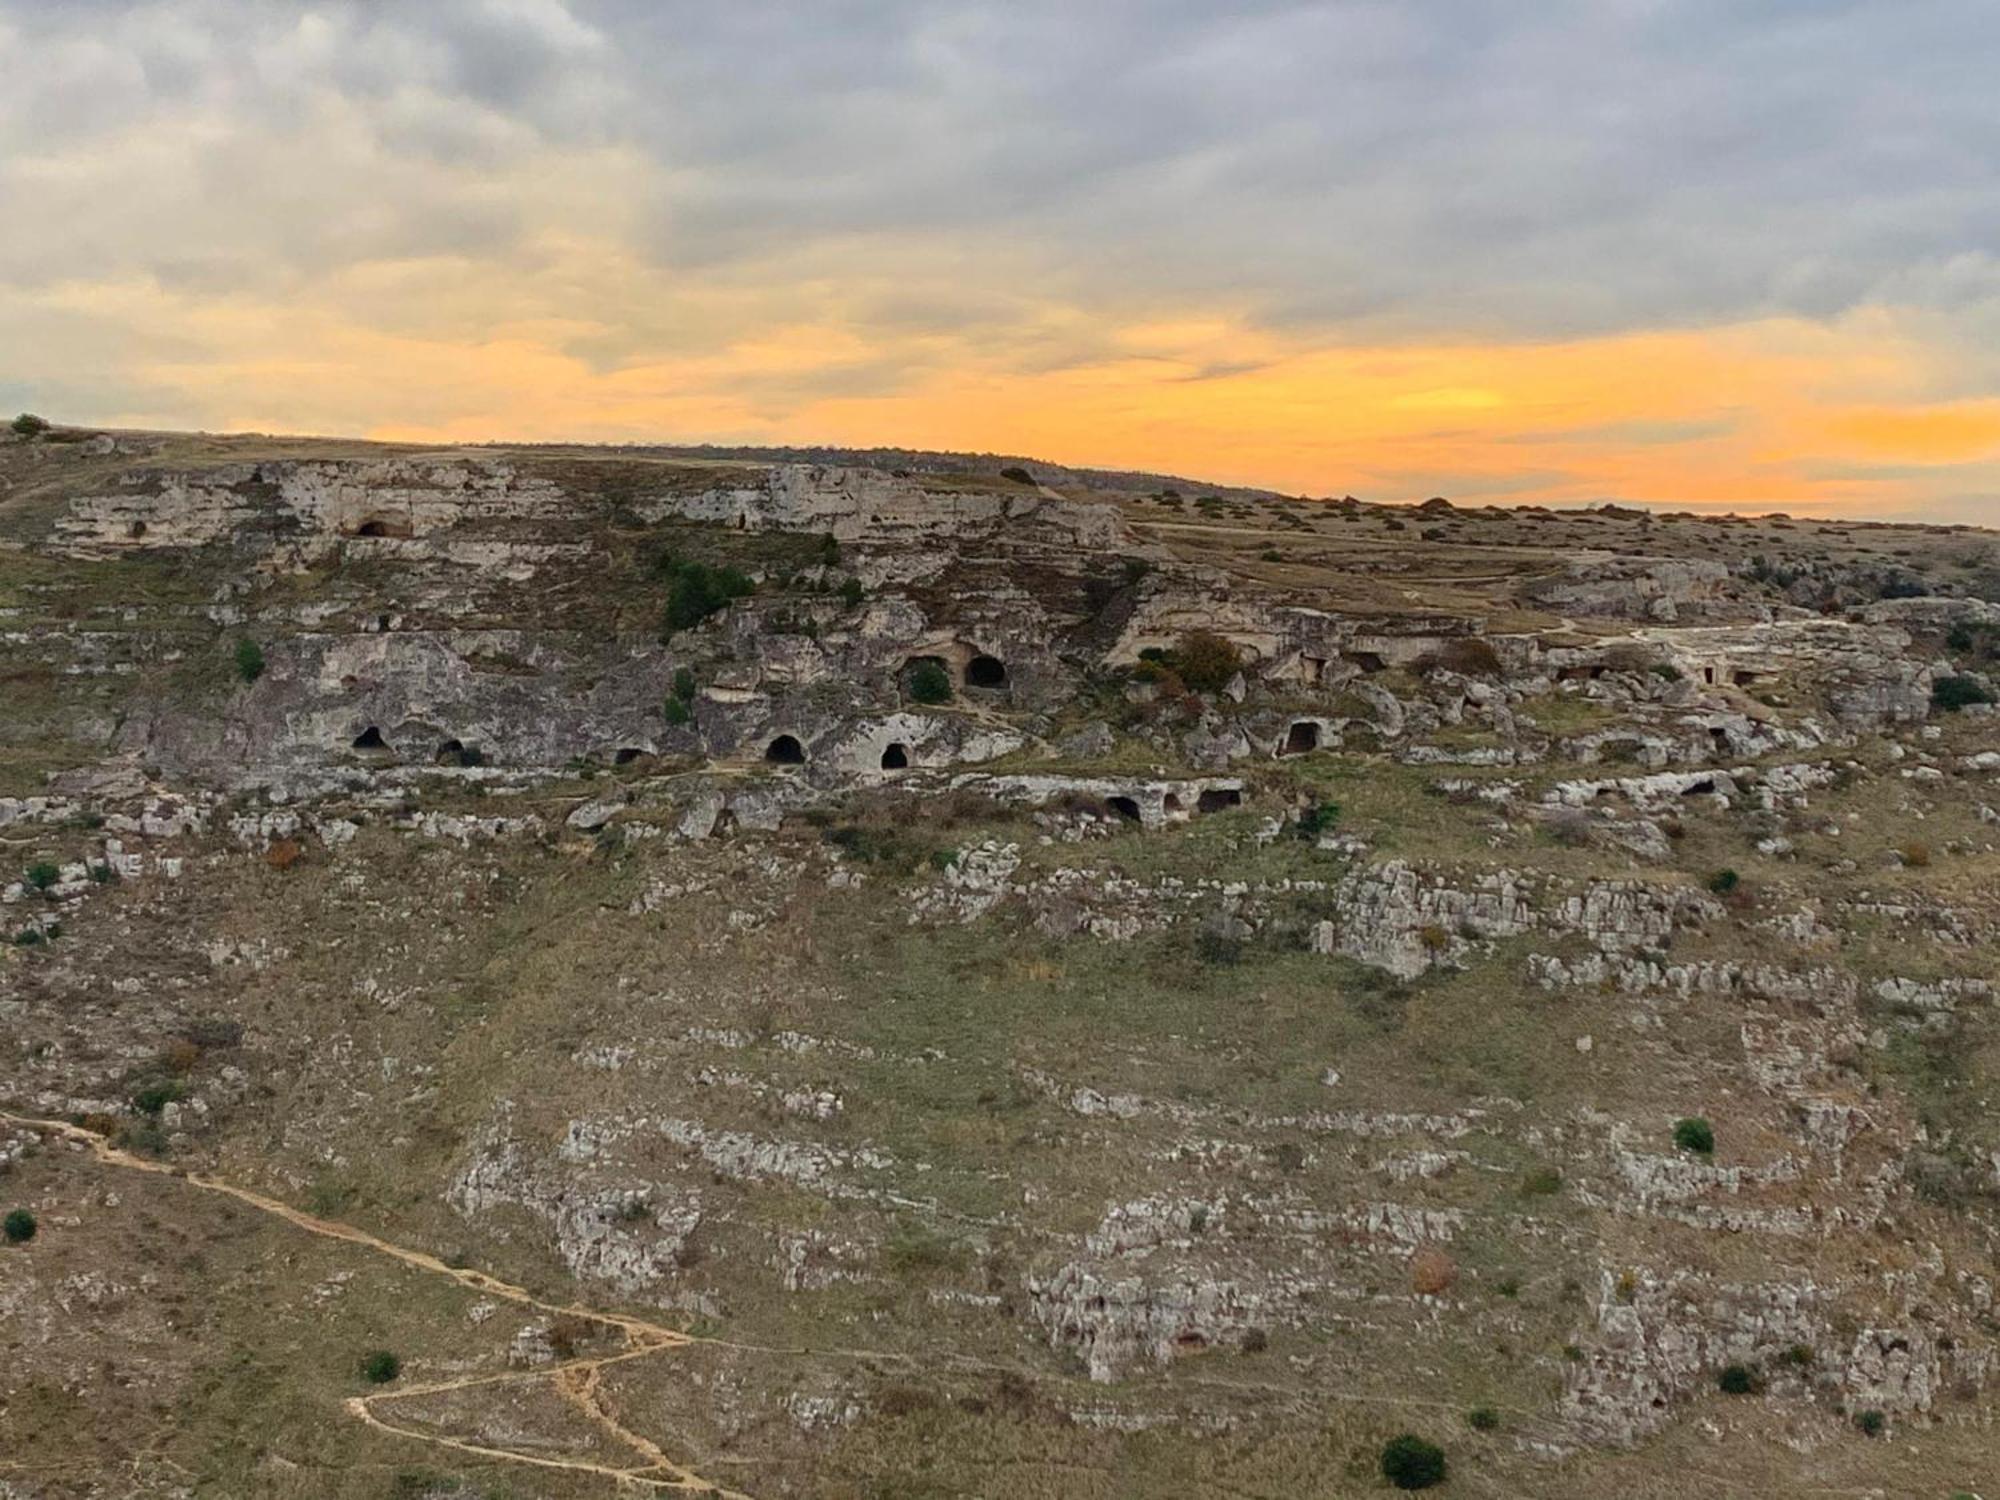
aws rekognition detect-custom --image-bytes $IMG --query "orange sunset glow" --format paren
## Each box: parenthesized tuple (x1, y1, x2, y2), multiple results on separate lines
(4, 4, 1998, 524)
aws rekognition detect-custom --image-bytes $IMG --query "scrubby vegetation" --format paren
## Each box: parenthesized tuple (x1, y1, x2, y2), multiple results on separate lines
(1931, 674, 1993, 712)
(360, 1350, 402, 1384)
(658, 553, 755, 635)
(234, 638, 266, 684)
(1380, 1433, 1448, 1490)
(3, 1208, 36, 1244)
(907, 658, 953, 704)
(1673, 1117, 1716, 1155)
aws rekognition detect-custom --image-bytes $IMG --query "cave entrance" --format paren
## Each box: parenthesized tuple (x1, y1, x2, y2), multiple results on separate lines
(765, 734, 806, 765)
(1197, 787, 1243, 813)
(614, 747, 647, 767)
(128, 520, 148, 540)
(1105, 795, 1142, 822)
(351, 513, 413, 540)
(965, 654, 1009, 690)
(1346, 651, 1386, 674)
(881, 742, 910, 771)
(434, 738, 485, 768)
(352, 726, 387, 751)
(1281, 720, 1321, 756)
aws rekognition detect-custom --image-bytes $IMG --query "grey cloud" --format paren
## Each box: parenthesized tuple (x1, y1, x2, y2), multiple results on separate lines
(4, 0, 2000, 351)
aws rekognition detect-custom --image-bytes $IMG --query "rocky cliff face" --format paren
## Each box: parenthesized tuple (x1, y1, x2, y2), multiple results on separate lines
(3, 429, 1998, 1498)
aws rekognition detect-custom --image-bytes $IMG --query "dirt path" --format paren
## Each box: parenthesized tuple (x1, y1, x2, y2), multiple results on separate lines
(2, 1112, 754, 1497)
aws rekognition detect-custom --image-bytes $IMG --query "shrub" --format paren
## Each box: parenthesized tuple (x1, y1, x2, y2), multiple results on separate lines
(1896, 841, 1931, 868)
(1466, 1406, 1500, 1432)
(907, 659, 953, 705)
(10, 413, 48, 438)
(1295, 802, 1340, 840)
(3, 1208, 35, 1244)
(234, 638, 266, 684)
(1240, 1326, 1268, 1353)
(1410, 1246, 1457, 1296)
(671, 666, 697, 702)
(1673, 1116, 1715, 1155)
(1379, 1434, 1447, 1490)
(662, 696, 692, 727)
(1931, 674, 1994, 712)
(838, 575, 865, 605)
(658, 554, 754, 635)
(1853, 1407, 1886, 1437)
(1706, 868, 1741, 896)
(132, 1079, 186, 1116)
(1175, 630, 1243, 694)
(1718, 1363, 1758, 1395)
(25, 861, 59, 892)
(360, 1349, 401, 1384)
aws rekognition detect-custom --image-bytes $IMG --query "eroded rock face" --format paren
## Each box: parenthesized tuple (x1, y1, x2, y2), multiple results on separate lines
(11, 435, 2000, 1490)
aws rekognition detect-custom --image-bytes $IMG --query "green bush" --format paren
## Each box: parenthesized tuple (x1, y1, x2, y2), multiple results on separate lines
(1853, 1407, 1886, 1437)
(1931, 674, 1994, 712)
(1706, 868, 1740, 895)
(3, 1208, 35, 1243)
(663, 696, 693, 726)
(1466, 1406, 1500, 1431)
(1294, 802, 1340, 840)
(132, 1079, 187, 1116)
(658, 555, 754, 635)
(1519, 1166, 1563, 1196)
(234, 638, 266, 684)
(1673, 1116, 1715, 1155)
(360, 1349, 401, 1384)
(1379, 1434, 1447, 1490)
(1175, 630, 1243, 694)
(671, 666, 697, 702)
(838, 575, 865, 605)
(1718, 1363, 1758, 1395)
(10, 413, 48, 438)
(25, 861, 59, 892)
(907, 659, 953, 705)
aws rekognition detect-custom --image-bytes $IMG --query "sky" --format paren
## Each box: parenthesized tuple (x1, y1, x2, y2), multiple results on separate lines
(3, 2, 1999, 521)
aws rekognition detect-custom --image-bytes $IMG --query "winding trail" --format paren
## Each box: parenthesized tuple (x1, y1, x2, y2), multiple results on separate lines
(1, 1112, 754, 1497)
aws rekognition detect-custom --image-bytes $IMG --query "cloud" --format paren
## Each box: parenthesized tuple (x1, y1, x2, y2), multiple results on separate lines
(0, 1, 1996, 521)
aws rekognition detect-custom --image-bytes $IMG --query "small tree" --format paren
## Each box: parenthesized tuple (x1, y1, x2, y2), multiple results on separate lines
(1175, 630, 1243, 694)
(10, 413, 49, 439)
(1379, 1434, 1447, 1490)
(908, 659, 953, 705)
(25, 861, 60, 893)
(1932, 674, 1994, 712)
(3, 1208, 35, 1244)
(1673, 1117, 1715, 1155)
(234, 639, 266, 684)
(1707, 868, 1740, 895)
(671, 666, 697, 702)
(663, 696, 693, 726)
(360, 1350, 401, 1384)
(1718, 1363, 1758, 1395)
